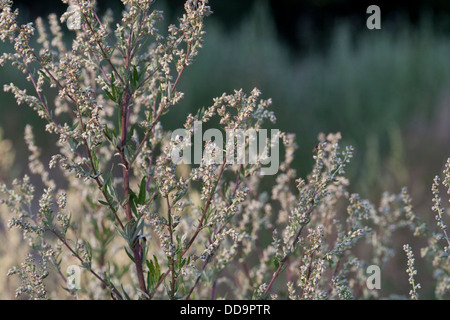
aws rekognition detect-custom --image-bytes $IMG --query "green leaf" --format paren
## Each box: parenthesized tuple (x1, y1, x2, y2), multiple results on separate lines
(129, 190, 138, 217)
(196, 106, 206, 121)
(146, 255, 162, 289)
(91, 151, 99, 171)
(68, 136, 80, 151)
(146, 259, 155, 274)
(146, 260, 155, 287)
(39, 69, 51, 83)
(138, 176, 147, 205)
(70, 121, 80, 131)
(103, 88, 115, 102)
(133, 65, 139, 81)
(98, 199, 109, 206)
(121, 285, 131, 300)
(110, 73, 117, 95)
(104, 125, 117, 144)
(147, 108, 153, 123)
(131, 65, 140, 89)
(153, 255, 161, 275)
(129, 123, 138, 138)
(124, 140, 137, 165)
(102, 171, 112, 194)
(124, 247, 135, 263)
(273, 257, 280, 269)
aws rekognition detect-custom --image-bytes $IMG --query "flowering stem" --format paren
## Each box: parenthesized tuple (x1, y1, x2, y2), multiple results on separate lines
(403, 244, 420, 300)
(76, 0, 124, 85)
(263, 190, 318, 297)
(166, 196, 176, 299)
(24, 53, 123, 231)
(50, 229, 122, 299)
(182, 160, 245, 299)
(300, 252, 316, 299)
(182, 158, 227, 256)
(185, 244, 216, 300)
(130, 45, 191, 167)
(92, 10, 126, 59)
(149, 157, 228, 299)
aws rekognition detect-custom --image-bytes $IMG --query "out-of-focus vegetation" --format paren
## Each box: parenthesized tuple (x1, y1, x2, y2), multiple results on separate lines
(1, 1, 449, 191)
(173, 3, 450, 199)
(0, 0, 449, 299)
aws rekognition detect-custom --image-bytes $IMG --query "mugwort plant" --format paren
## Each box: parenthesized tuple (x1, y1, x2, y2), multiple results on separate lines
(0, 0, 448, 300)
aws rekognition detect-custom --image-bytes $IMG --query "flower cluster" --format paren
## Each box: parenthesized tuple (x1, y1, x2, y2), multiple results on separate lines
(403, 244, 421, 300)
(7, 253, 49, 299)
(420, 161, 450, 299)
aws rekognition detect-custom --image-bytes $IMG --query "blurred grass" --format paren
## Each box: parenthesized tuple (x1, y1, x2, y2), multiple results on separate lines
(1, 2, 450, 196)
(171, 3, 450, 196)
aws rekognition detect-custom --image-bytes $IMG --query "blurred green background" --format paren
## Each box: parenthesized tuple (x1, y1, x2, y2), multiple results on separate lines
(1, 0, 450, 298)
(2, 0, 449, 199)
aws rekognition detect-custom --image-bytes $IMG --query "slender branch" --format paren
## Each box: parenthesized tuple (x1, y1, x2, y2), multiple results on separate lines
(26, 51, 124, 229)
(166, 196, 176, 299)
(32, 54, 79, 112)
(89, 153, 125, 230)
(68, 54, 126, 230)
(76, 0, 124, 85)
(327, 258, 341, 297)
(49, 229, 122, 299)
(263, 190, 318, 296)
(49, 256, 78, 298)
(129, 44, 192, 166)
(210, 279, 217, 300)
(262, 157, 350, 297)
(92, 10, 126, 59)
(23, 60, 66, 137)
(186, 166, 245, 300)
(182, 158, 227, 256)
(128, 9, 149, 62)
(171, 43, 191, 93)
(185, 245, 216, 300)
(149, 157, 228, 299)
(300, 252, 315, 299)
